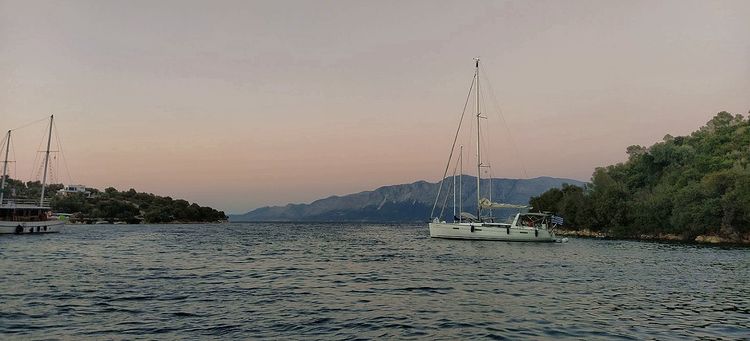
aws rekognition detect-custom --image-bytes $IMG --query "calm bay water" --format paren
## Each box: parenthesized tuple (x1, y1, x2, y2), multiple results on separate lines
(1, 223, 748, 340)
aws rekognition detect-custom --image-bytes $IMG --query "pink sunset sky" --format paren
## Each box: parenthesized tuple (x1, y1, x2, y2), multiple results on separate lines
(1, 0, 749, 213)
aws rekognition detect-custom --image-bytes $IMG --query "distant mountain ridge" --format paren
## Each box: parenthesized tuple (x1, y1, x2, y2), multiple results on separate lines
(230, 176, 584, 222)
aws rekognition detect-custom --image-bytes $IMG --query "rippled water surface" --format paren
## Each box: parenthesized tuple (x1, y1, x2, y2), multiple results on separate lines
(1, 223, 748, 340)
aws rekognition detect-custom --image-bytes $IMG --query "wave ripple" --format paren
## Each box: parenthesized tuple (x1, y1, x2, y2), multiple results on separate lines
(1, 223, 748, 340)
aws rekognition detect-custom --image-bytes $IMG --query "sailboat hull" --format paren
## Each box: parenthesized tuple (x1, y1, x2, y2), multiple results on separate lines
(0, 220, 64, 234)
(429, 222, 556, 242)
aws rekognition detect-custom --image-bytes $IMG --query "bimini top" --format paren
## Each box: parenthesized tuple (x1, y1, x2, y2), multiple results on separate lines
(519, 212, 551, 217)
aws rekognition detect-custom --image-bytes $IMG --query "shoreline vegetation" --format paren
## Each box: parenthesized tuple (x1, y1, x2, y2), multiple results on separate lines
(0, 178, 227, 224)
(553, 227, 750, 245)
(531, 111, 750, 245)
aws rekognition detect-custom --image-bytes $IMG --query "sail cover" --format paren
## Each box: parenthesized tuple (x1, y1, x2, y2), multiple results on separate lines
(478, 198, 530, 210)
(458, 212, 479, 222)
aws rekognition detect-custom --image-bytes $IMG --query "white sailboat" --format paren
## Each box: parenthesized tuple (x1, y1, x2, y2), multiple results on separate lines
(0, 115, 65, 234)
(428, 59, 558, 242)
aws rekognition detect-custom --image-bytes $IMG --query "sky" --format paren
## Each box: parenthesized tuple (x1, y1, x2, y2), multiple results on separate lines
(1, 0, 748, 213)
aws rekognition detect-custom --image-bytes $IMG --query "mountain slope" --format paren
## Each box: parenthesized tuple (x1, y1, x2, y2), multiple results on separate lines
(231, 176, 584, 222)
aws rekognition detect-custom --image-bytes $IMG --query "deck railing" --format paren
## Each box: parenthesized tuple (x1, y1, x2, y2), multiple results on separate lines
(0, 199, 51, 208)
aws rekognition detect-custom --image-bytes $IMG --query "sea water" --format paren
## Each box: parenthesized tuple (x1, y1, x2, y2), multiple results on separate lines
(1, 223, 748, 340)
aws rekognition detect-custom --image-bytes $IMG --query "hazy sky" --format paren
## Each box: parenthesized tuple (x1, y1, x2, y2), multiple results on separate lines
(1, 0, 748, 213)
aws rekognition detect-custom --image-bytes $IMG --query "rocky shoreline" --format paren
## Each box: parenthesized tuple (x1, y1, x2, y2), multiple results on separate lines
(554, 228, 750, 245)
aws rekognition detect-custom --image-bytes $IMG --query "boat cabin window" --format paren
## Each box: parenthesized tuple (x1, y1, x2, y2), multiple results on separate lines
(0, 208, 49, 222)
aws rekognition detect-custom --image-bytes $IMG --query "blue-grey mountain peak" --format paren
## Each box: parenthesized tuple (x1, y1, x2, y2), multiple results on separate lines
(230, 176, 584, 222)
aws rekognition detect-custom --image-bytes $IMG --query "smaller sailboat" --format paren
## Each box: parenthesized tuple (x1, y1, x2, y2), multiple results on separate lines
(0, 115, 65, 234)
(428, 59, 558, 242)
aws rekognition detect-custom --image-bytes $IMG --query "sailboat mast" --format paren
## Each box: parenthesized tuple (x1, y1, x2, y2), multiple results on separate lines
(452, 164, 456, 220)
(459, 145, 463, 223)
(39, 115, 54, 207)
(475, 58, 481, 219)
(0, 130, 10, 206)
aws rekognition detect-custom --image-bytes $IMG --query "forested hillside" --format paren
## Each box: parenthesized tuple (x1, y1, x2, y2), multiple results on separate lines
(530, 112, 750, 242)
(0, 178, 227, 223)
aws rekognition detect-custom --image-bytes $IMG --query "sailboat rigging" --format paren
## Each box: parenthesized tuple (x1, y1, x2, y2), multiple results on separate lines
(428, 59, 559, 242)
(0, 115, 65, 234)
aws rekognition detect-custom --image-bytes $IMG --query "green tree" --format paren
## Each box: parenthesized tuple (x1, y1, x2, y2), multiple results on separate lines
(529, 111, 750, 240)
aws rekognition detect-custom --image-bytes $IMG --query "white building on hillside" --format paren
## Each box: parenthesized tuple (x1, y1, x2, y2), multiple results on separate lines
(58, 185, 92, 198)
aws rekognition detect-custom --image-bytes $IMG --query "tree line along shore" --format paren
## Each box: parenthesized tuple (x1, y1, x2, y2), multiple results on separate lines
(531, 111, 750, 244)
(1, 178, 227, 224)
